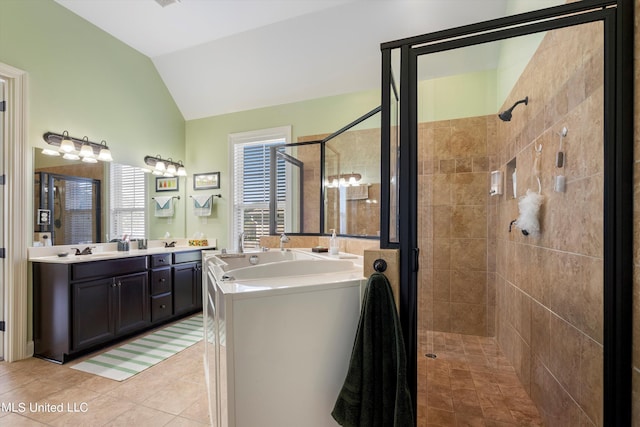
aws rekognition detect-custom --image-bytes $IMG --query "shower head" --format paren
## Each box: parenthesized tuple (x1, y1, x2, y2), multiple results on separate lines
(498, 96, 529, 122)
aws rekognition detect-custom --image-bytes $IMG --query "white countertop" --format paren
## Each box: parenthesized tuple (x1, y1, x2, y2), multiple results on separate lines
(29, 238, 216, 264)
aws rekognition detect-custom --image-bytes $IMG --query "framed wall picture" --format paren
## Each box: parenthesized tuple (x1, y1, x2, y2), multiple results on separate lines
(194, 172, 220, 190)
(156, 176, 179, 192)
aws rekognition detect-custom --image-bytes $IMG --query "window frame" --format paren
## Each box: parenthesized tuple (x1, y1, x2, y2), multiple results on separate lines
(228, 126, 291, 250)
(109, 162, 147, 241)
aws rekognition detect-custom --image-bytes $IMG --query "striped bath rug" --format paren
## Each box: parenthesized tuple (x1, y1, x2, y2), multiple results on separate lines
(71, 314, 203, 381)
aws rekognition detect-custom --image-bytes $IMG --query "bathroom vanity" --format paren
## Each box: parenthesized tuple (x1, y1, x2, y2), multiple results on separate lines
(30, 242, 213, 363)
(203, 249, 365, 427)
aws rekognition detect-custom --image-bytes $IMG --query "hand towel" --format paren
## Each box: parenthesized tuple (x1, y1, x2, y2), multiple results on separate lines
(154, 196, 174, 217)
(192, 195, 212, 217)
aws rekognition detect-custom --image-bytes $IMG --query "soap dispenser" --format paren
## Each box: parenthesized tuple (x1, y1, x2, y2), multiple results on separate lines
(329, 229, 339, 255)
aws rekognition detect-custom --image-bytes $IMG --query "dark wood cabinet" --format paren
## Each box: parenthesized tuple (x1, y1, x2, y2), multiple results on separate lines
(114, 272, 149, 335)
(71, 271, 149, 351)
(173, 262, 202, 315)
(150, 266, 173, 323)
(72, 277, 114, 351)
(33, 250, 204, 363)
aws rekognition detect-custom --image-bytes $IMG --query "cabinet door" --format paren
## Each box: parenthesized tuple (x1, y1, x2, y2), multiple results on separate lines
(173, 262, 199, 315)
(72, 278, 115, 351)
(115, 271, 150, 336)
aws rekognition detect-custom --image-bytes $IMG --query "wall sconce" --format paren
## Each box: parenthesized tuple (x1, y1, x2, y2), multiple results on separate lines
(326, 172, 362, 188)
(144, 155, 187, 177)
(42, 131, 113, 163)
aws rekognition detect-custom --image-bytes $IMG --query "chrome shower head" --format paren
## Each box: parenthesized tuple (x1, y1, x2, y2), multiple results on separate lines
(498, 96, 529, 122)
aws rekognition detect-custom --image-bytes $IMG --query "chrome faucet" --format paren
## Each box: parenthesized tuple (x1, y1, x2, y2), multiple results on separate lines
(237, 232, 245, 254)
(280, 233, 290, 251)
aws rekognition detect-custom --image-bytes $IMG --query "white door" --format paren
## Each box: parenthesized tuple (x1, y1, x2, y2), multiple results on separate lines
(0, 77, 5, 360)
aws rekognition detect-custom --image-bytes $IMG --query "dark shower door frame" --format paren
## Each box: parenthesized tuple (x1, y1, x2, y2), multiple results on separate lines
(379, 0, 634, 425)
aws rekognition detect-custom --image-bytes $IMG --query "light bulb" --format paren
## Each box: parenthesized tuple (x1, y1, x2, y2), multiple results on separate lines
(79, 144, 94, 158)
(42, 148, 60, 156)
(98, 147, 113, 162)
(59, 136, 75, 153)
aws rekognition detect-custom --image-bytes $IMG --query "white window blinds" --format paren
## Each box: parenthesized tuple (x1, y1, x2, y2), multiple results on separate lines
(230, 127, 290, 250)
(110, 163, 146, 240)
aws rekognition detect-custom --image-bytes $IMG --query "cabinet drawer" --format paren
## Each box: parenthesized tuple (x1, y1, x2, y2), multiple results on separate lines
(150, 268, 172, 295)
(72, 256, 148, 281)
(173, 250, 201, 264)
(151, 253, 172, 268)
(151, 293, 173, 322)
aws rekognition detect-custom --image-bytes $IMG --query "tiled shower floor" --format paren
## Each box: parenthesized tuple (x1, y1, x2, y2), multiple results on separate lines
(417, 332, 544, 426)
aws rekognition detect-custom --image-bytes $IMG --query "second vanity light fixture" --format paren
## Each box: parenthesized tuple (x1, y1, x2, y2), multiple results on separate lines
(326, 172, 362, 188)
(144, 155, 187, 177)
(42, 131, 113, 162)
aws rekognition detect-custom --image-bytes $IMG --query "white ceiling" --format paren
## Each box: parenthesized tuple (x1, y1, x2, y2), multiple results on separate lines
(54, 0, 553, 121)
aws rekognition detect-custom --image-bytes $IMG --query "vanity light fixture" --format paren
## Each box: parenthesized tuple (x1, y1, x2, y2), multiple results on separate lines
(144, 155, 187, 178)
(326, 172, 362, 187)
(42, 131, 114, 163)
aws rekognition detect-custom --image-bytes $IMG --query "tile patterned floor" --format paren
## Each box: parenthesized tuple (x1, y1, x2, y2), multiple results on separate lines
(0, 325, 210, 426)
(417, 332, 544, 426)
(1, 324, 542, 426)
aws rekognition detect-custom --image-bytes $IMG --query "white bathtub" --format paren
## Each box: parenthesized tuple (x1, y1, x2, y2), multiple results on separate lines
(203, 249, 365, 427)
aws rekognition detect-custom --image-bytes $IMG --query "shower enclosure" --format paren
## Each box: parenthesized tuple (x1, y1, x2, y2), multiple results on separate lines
(380, 1, 633, 425)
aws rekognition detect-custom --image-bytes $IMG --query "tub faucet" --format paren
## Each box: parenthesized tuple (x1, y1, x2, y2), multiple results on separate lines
(237, 232, 245, 254)
(280, 233, 290, 251)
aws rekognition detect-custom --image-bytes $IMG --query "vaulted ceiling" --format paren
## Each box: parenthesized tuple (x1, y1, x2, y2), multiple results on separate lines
(54, 0, 558, 120)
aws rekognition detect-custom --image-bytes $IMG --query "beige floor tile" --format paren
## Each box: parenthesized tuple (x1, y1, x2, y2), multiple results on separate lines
(103, 405, 175, 427)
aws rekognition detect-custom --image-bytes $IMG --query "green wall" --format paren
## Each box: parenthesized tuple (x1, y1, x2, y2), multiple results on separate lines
(1, 0, 185, 241)
(184, 90, 381, 249)
(0, 0, 184, 168)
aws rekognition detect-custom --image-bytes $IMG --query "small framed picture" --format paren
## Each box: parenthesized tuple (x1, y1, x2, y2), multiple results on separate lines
(194, 172, 220, 190)
(156, 176, 179, 192)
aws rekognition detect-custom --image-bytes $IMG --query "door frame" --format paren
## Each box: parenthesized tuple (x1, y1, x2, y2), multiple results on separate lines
(0, 62, 30, 362)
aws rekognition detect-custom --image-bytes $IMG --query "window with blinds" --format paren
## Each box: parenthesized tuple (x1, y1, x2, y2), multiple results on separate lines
(232, 139, 287, 249)
(110, 163, 146, 240)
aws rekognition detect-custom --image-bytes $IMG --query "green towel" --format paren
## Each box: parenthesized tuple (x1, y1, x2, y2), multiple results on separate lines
(332, 272, 414, 427)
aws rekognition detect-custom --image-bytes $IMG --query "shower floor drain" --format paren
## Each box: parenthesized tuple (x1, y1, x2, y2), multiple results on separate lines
(425, 353, 437, 359)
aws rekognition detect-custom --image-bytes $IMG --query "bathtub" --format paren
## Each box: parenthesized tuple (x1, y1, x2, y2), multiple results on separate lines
(203, 249, 365, 427)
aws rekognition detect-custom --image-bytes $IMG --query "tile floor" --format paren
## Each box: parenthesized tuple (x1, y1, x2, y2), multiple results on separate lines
(417, 332, 544, 426)
(0, 324, 543, 426)
(0, 321, 210, 426)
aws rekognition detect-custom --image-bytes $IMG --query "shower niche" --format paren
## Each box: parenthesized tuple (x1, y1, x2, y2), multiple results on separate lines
(506, 157, 517, 199)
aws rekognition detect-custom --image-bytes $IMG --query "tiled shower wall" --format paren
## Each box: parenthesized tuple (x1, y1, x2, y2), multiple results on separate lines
(494, 22, 604, 425)
(418, 117, 493, 337)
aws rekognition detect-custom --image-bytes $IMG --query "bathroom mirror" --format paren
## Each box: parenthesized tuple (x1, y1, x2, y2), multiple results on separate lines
(33, 149, 187, 244)
(272, 107, 382, 238)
